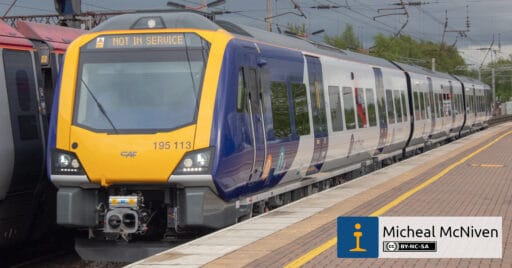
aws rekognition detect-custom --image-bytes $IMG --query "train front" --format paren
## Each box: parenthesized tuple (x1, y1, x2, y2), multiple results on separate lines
(48, 13, 231, 241)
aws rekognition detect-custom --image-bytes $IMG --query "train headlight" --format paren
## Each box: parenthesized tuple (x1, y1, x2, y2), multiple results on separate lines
(52, 149, 85, 175)
(174, 147, 215, 175)
(58, 154, 71, 168)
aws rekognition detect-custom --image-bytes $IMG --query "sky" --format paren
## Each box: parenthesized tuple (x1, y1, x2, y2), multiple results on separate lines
(1, 0, 510, 69)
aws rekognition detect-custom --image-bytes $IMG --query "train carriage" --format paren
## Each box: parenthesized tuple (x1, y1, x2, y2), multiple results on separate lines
(47, 12, 491, 256)
(455, 75, 492, 134)
(0, 20, 84, 246)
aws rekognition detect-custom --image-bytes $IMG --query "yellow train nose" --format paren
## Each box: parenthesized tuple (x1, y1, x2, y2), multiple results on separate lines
(68, 125, 196, 185)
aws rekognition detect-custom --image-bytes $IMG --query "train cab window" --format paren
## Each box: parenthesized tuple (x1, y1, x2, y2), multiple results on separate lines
(342, 87, 356, 129)
(385, 89, 395, 124)
(393, 90, 402, 123)
(291, 83, 310, 135)
(365, 88, 377, 127)
(328, 86, 343, 132)
(356, 88, 367, 128)
(237, 69, 246, 112)
(3, 50, 39, 140)
(270, 81, 291, 137)
(75, 44, 208, 132)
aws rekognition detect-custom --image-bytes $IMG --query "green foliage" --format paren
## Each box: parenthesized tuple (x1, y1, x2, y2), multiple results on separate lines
(483, 57, 512, 102)
(286, 22, 306, 36)
(370, 34, 466, 74)
(324, 24, 362, 51)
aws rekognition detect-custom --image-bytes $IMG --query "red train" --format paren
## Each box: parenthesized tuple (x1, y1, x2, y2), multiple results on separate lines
(0, 20, 84, 247)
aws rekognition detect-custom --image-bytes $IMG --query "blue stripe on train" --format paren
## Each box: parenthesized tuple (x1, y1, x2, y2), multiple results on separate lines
(46, 55, 65, 179)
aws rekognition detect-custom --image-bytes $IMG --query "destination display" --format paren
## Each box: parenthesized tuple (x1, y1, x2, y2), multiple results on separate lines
(84, 33, 206, 49)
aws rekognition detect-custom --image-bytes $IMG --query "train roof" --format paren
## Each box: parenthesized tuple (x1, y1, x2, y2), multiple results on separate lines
(455, 75, 490, 90)
(91, 11, 220, 32)
(395, 61, 459, 81)
(16, 21, 86, 53)
(0, 20, 34, 49)
(92, 12, 400, 70)
(216, 20, 399, 69)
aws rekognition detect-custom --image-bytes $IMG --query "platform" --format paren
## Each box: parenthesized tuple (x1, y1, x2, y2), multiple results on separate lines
(128, 122, 512, 268)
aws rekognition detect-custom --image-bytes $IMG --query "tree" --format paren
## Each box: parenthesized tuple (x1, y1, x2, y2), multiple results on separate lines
(324, 24, 362, 51)
(370, 33, 466, 74)
(483, 57, 512, 102)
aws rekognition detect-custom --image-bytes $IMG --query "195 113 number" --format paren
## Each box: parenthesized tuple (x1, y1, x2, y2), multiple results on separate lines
(153, 141, 191, 150)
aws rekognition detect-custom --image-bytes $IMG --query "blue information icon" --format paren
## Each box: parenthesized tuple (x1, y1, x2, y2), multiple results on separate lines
(337, 216, 379, 258)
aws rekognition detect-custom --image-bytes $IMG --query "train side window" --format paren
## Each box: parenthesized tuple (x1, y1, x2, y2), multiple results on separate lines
(393, 90, 402, 123)
(237, 69, 246, 112)
(454, 94, 459, 115)
(401, 91, 408, 122)
(328, 85, 343, 132)
(460, 94, 463, 114)
(413, 92, 421, 120)
(475, 95, 479, 113)
(438, 93, 444, 117)
(270, 81, 291, 137)
(422, 92, 428, 119)
(356, 88, 367, 128)
(456, 94, 460, 114)
(291, 83, 310, 135)
(385, 89, 395, 124)
(365, 88, 377, 127)
(342, 87, 356, 129)
(15, 70, 32, 112)
(428, 92, 435, 118)
(470, 94, 474, 112)
(433, 93, 438, 118)
(434, 93, 441, 118)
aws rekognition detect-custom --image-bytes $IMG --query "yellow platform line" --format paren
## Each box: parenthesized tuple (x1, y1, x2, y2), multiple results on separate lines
(284, 130, 512, 268)
(472, 163, 504, 168)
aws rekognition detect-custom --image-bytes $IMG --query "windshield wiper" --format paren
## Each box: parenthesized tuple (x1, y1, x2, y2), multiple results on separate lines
(80, 78, 118, 133)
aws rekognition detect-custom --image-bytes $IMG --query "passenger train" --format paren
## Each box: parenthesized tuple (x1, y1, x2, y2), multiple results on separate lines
(0, 20, 84, 247)
(48, 12, 491, 246)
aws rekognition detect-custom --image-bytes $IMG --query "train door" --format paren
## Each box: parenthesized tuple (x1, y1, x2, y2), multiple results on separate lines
(244, 67, 266, 181)
(3, 49, 44, 192)
(373, 67, 387, 152)
(305, 55, 328, 175)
